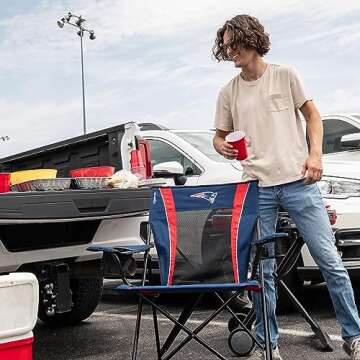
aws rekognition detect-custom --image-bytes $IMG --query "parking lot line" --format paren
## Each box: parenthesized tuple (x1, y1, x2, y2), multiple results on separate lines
(92, 312, 343, 342)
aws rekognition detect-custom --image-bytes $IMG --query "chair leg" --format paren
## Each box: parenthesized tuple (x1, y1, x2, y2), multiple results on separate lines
(214, 292, 263, 349)
(161, 291, 261, 360)
(132, 294, 144, 360)
(143, 296, 228, 360)
(160, 294, 203, 356)
(152, 305, 162, 360)
(259, 261, 273, 360)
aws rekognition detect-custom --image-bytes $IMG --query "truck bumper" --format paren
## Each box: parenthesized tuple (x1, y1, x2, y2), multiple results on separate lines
(298, 228, 360, 282)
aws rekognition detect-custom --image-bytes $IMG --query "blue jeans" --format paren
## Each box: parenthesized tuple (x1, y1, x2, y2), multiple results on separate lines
(253, 179, 360, 345)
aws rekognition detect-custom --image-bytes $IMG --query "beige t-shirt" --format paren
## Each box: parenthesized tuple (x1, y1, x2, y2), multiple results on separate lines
(214, 63, 312, 187)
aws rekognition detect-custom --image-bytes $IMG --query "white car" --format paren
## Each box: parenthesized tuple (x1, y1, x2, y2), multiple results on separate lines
(304, 114, 360, 281)
(138, 117, 360, 293)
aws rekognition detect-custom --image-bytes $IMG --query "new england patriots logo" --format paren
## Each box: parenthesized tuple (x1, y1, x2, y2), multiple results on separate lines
(190, 191, 218, 204)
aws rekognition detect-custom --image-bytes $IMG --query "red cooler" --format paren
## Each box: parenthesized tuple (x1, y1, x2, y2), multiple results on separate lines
(0, 273, 39, 360)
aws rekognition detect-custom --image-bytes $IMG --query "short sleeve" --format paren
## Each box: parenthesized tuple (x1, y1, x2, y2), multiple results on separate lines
(288, 67, 312, 110)
(214, 88, 234, 131)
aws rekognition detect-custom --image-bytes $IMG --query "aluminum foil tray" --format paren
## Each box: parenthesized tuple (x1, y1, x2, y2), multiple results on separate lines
(71, 177, 111, 190)
(138, 179, 167, 187)
(11, 178, 72, 192)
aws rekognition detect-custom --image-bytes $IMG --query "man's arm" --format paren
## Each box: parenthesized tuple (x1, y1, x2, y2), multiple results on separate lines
(213, 129, 238, 159)
(300, 100, 323, 184)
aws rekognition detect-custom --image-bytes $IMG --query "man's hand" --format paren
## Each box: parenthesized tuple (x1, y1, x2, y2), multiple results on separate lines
(300, 101, 323, 184)
(213, 129, 238, 159)
(218, 141, 238, 159)
(301, 153, 323, 184)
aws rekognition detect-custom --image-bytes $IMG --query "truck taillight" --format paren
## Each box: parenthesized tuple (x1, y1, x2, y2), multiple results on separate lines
(138, 139, 153, 179)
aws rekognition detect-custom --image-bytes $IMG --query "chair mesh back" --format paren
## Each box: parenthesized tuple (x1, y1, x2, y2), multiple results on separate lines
(149, 182, 258, 286)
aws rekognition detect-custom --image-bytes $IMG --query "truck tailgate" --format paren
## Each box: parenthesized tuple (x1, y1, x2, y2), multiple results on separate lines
(0, 188, 151, 222)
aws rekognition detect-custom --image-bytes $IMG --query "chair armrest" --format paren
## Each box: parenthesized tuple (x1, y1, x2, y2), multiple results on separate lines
(253, 232, 289, 245)
(87, 244, 152, 255)
(87, 244, 153, 282)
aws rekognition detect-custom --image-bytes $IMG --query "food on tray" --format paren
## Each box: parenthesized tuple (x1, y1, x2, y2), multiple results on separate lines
(69, 166, 115, 178)
(107, 170, 139, 189)
(10, 169, 57, 185)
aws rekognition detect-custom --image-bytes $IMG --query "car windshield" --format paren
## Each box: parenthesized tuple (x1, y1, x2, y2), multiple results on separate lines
(174, 131, 231, 162)
(323, 118, 360, 154)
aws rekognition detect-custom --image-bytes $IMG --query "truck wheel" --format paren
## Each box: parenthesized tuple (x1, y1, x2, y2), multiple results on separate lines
(38, 277, 103, 327)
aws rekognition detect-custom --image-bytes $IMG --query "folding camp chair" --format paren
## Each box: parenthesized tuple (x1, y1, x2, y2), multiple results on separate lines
(89, 181, 287, 360)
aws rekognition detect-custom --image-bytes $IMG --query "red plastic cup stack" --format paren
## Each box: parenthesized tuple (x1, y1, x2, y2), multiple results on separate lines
(225, 131, 248, 161)
(130, 150, 146, 180)
(0, 173, 10, 193)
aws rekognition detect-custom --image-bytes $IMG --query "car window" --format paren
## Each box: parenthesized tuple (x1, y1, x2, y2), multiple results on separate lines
(147, 139, 202, 176)
(323, 119, 360, 154)
(175, 131, 232, 163)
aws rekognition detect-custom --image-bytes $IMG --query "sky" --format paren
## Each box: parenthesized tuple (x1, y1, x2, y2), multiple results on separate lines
(0, 0, 360, 157)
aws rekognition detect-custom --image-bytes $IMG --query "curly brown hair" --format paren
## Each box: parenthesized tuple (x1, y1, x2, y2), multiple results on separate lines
(212, 15, 271, 61)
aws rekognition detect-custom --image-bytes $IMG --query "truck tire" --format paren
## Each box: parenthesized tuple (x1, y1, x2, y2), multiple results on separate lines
(38, 277, 103, 327)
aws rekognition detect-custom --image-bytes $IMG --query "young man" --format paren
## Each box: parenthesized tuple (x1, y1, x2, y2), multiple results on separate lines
(212, 14, 360, 360)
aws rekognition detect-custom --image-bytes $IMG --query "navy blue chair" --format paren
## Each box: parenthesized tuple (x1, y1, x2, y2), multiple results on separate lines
(89, 181, 286, 360)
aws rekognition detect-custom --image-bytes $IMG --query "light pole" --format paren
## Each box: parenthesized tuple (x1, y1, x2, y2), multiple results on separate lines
(57, 12, 96, 135)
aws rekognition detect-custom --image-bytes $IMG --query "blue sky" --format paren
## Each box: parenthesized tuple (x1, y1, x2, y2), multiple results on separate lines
(1, 0, 360, 157)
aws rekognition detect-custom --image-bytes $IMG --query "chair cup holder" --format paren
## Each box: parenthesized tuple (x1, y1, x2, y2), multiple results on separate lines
(103, 253, 137, 277)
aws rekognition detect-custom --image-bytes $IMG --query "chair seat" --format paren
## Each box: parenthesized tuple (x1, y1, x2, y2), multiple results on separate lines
(115, 280, 260, 294)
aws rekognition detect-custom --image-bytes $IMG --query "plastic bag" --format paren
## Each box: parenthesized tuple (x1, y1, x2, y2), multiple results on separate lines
(107, 170, 139, 189)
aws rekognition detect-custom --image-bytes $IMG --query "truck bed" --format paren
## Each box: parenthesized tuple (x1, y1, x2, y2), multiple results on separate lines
(0, 122, 151, 253)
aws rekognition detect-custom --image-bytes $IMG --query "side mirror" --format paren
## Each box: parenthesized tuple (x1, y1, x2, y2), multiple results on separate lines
(153, 161, 184, 176)
(153, 161, 187, 185)
(341, 133, 360, 149)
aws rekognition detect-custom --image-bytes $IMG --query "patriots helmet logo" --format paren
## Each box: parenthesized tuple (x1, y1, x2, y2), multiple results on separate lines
(190, 191, 218, 204)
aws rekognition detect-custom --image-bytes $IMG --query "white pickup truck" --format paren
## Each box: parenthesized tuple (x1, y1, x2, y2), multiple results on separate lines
(0, 122, 156, 327)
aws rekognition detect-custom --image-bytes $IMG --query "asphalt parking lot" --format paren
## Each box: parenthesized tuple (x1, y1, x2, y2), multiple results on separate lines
(33, 282, 358, 360)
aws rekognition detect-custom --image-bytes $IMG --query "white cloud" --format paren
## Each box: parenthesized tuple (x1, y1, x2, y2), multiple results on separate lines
(0, 0, 360, 158)
(320, 88, 360, 114)
(0, 98, 82, 157)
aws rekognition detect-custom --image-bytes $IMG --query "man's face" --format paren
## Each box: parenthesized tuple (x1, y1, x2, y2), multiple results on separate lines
(223, 30, 256, 68)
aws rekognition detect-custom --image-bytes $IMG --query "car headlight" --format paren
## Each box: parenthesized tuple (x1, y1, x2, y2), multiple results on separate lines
(318, 177, 360, 199)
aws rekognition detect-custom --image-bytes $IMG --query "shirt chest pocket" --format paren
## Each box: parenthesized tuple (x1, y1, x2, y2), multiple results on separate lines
(268, 93, 289, 112)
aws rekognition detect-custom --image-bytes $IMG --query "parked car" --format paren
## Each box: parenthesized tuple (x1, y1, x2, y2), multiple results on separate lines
(137, 117, 360, 303)
(307, 114, 360, 282)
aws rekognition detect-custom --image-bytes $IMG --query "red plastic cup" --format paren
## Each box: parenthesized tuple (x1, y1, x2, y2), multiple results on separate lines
(130, 150, 146, 180)
(0, 173, 11, 193)
(225, 131, 248, 161)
